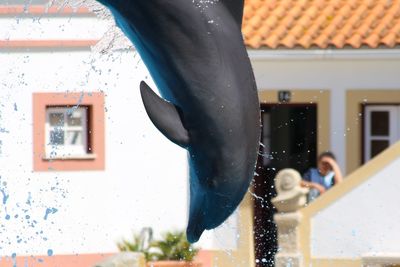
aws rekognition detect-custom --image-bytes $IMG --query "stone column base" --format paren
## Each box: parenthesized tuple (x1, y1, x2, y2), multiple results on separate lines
(275, 253, 303, 267)
(94, 252, 146, 267)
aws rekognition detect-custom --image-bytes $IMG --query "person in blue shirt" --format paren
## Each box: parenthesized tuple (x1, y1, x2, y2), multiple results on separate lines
(301, 151, 343, 202)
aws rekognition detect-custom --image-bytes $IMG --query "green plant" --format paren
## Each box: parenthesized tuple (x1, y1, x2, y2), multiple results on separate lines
(117, 229, 199, 262)
(117, 234, 141, 252)
(117, 233, 154, 261)
(152, 231, 198, 262)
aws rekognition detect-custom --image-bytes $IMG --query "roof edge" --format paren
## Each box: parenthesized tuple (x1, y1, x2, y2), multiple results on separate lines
(248, 48, 400, 61)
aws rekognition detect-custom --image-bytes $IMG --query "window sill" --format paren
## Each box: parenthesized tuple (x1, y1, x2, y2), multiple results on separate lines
(42, 154, 97, 161)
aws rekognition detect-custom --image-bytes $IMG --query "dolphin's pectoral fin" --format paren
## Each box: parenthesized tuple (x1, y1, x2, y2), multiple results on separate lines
(140, 81, 190, 148)
(221, 0, 245, 26)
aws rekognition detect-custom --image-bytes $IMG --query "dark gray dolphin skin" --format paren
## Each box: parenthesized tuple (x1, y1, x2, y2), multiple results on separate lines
(96, 0, 261, 243)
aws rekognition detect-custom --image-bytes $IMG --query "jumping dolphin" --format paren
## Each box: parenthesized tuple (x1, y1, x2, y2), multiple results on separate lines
(97, 0, 261, 243)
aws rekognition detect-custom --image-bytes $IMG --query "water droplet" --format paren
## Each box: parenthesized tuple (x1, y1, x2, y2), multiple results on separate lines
(47, 249, 53, 256)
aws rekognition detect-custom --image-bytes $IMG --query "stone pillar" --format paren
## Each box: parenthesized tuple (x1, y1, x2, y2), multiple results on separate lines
(271, 169, 308, 267)
(274, 212, 303, 267)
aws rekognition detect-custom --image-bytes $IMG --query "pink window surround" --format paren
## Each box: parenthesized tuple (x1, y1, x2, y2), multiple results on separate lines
(0, 40, 99, 49)
(0, 251, 212, 267)
(0, 5, 92, 15)
(33, 92, 105, 171)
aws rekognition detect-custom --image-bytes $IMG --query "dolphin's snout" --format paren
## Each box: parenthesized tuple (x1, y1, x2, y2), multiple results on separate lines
(187, 158, 251, 243)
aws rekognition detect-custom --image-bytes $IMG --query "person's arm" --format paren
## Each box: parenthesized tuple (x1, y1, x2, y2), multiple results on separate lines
(323, 157, 344, 184)
(301, 180, 326, 194)
(301, 169, 326, 194)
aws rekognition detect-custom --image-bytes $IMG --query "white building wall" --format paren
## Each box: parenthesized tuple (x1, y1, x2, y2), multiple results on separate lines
(311, 157, 400, 258)
(0, 50, 189, 256)
(250, 52, 400, 173)
(0, 16, 108, 40)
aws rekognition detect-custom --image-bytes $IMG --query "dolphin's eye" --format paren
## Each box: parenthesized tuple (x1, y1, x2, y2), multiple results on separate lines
(205, 177, 218, 189)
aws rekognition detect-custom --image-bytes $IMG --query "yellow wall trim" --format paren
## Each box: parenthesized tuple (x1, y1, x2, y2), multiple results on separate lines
(311, 258, 361, 267)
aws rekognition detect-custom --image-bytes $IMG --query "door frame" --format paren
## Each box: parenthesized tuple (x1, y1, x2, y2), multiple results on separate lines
(258, 90, 331, 157)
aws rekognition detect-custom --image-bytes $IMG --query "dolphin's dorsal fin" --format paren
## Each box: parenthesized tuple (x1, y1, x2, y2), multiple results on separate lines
(221, 0, 245, 26)
(140, 81, 190, 148)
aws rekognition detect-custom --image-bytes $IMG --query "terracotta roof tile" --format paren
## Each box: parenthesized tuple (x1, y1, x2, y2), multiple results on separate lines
(365, 33, 381, 47)
(331, 33, 345, 48)
(243, 0, 400, 49)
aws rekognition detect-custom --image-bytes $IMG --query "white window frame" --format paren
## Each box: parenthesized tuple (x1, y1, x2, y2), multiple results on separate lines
(45, 106, 89, 159)
(364, 105, 400, 162)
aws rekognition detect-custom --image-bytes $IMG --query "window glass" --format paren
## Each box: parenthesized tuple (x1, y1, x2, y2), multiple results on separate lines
(364, 105, 400, 163)
(46, 107, 88, 158)
(50, 129, 64, 145)
(370, 140, 390, 158)
(66, 130, 83, 145)
(67, 110, 83, 126)
(49, 113, 64, 126)
(370, 111, 389, 136)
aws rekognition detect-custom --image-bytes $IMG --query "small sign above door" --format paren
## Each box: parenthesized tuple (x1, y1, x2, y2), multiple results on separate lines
(278, 90, 292, 103)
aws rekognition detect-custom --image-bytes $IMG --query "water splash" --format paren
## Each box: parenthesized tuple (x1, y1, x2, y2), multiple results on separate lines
(66, 92, 84, 115)
(44, 208, 58, 220)
(47, 249, 54, 256)
(192, 0, 219, 11)
(11, 253, 17, 267)
(26, 192, 32, 206)
(1, 187, 9, 205)
(60, 0, 132, 53)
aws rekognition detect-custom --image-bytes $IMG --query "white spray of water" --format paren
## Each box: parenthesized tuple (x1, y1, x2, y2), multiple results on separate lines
(52, 0, 132, 53)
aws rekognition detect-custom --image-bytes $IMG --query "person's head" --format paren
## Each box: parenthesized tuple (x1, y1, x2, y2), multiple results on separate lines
(317, 151, 336, 175)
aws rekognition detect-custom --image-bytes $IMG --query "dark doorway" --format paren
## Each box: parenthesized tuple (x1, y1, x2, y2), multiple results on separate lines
(253, 104, 317, 267)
